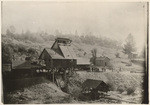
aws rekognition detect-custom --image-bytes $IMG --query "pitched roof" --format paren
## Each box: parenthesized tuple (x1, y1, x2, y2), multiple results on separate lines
(12, 60, 26, 69)
(59, 45, 77, 59)
(12, 61, 41, 70)
(56, 37, 72, 41)
(45, 48, 65, 59)
(82, 79, 104, 89)
(77, 58, 90, 65)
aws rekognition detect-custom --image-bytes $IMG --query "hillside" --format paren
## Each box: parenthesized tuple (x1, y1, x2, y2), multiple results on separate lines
(2, 33, 145, 104)
(2, 33, 145, 72)
(4, 79, 71, 104)
(2, 33, 122, 63)
(4, 70, 144, 104)
(68, 70, 144, 104)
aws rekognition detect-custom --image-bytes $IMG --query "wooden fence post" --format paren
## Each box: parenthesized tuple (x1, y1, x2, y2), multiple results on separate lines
(52, 68, 55, 83)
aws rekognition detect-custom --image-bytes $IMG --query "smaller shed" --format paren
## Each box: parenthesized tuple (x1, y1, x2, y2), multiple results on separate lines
(82, 79, 109, 93)
(12, 59, 42, 76)
(76, 58, 91, 70)
(95, 56, 110, 67)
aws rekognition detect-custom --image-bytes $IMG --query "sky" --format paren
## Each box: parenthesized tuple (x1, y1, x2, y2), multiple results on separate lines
(2, 2, 147, 52)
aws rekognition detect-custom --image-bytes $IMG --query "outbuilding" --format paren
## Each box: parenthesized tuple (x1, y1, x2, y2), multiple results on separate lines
(76, 58, 91, 70)
(82, 79, 109, 93)
(82, 79, 109, 100)
(95, 56, 110, 67)
(2, 64, 12, 72)
(12, 59, 42, 78)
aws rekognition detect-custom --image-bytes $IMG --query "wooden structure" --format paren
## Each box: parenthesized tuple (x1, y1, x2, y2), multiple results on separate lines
(76, 58, 90, 70)
(39, 38, 77, 69)
(2, 64, 12, 72)
(39, 48, 76, 69)
(82, 79, 109, 100)
(39, 37, 90, 70)
(12, 59, 42, 78)
(95, 56, 110, 67)
(82, 79, 109, 93)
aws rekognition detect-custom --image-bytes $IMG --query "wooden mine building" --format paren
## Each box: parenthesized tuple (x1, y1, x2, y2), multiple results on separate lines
(39, 38, 78, 69)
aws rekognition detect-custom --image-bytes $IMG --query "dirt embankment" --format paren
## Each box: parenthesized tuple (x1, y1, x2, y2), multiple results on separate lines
(4, 78, 72, 104)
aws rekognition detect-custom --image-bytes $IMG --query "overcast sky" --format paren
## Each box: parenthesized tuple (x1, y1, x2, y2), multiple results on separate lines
(2, 2, 147, 51)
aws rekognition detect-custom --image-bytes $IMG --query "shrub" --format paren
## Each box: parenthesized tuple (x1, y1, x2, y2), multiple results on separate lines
(27, 48, 37, 55)
(107, 83, 116, 91)
(115, 53, 120, 58)
(18, 46, 27, 54)
(2, 43, 13, 63)
(127, 87, 135, 95)
(117, 85, 126, 93)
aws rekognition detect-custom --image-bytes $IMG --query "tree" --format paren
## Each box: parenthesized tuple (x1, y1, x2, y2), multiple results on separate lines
(2, 43, 13, 63)
(90, 48, 97, 65)
(123, 34, 136, 55)
(75, 30, 78, 36)
(9, 25, 16, 34)
(55, 29, 61, 36)
(6, 25, 16, 36)
(27, 48, 38, 55)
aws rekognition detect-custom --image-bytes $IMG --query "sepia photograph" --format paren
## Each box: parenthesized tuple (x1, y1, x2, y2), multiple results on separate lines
(1, 1, 148, 104)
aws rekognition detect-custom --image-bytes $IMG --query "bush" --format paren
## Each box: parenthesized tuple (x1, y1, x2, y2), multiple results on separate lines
(117, 85, 126, 93)
(127, 87, 135, 95)
(18, 46, 27, 54)
(115, 53, 120, 58)
(107, 83, 116, 91)
(27, 48, 37, 55)
(2, 43, 13, 63)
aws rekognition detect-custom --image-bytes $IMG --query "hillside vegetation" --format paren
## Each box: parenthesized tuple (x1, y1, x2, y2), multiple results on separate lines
(5, 81, 71, 104)
(2, 30, 122, 63)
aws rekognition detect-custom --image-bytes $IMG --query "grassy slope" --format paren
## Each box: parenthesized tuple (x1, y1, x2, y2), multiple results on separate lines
(2, 35, 122, 59)
(5, 80, 70, 104)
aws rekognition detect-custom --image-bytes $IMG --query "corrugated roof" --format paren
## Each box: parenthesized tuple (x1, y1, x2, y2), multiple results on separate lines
(77, 58, 90, 65)
(59, 45, 77, 59)
(45, 48, 65, 59)
(82, 79, 104, 89)
(67, 46, 77, 59)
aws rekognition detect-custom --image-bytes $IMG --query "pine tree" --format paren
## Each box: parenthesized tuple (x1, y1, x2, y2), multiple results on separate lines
(123, 33, 136, 54)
